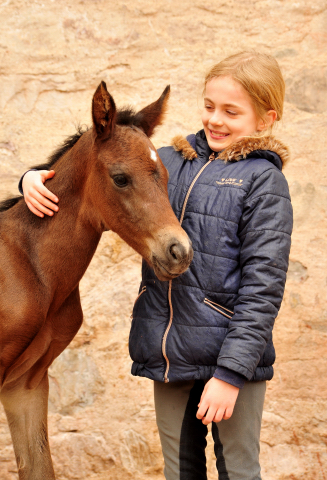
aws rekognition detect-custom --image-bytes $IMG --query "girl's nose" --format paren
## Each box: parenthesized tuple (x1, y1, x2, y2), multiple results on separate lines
(209, 111, 223, 126)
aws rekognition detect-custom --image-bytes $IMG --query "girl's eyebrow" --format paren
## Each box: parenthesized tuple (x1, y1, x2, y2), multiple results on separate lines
(225, 103, 247, 112)
(203, 98, 243, 110)
(224, 103, 241, 109)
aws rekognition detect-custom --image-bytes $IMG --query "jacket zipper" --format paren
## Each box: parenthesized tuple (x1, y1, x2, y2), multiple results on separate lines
(204, 298, 234, 319)
(162, 152, 216, 383)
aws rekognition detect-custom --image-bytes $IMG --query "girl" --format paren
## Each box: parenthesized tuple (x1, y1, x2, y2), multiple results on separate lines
(20, 52, 293, 480)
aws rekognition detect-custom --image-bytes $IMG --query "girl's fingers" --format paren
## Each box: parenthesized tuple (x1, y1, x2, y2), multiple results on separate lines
(213, 408, 225, 424)
(197, 404, 227, 425)
(223, 406, 234, 420)
(202, 406, 217, 425)
(44, 169, 56, 178)
(38, 183, 58, 203)
(33, 190, 58, 211)
(29, 197, 55, 216)
(26, 201, 44, 218)
(196, 401, 208, 420)
(40, 169, 55, 180)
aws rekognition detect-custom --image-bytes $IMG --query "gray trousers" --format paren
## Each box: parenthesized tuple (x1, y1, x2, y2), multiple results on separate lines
(154, 379, 266, 480)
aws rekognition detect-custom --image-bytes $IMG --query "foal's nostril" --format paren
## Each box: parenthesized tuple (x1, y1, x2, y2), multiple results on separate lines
(169, 242, 185, 263)
(170, 244, 178, 261)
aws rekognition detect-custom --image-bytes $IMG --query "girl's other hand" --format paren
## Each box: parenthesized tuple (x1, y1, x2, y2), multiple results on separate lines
(196, 377, 239, 425)
(22, 170, 59, 218)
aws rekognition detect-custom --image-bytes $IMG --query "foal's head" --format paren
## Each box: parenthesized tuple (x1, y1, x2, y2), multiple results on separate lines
(86, 82, 193, 281)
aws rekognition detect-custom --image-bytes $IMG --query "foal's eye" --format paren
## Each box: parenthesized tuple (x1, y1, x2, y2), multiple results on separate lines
(113, 174, 129, 187)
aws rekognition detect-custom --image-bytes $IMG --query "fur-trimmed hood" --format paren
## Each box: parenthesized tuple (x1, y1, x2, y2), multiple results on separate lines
(172, 133, 290, 168)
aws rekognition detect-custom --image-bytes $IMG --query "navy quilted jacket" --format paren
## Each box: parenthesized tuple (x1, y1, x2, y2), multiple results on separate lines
(129, 130, 293, 388)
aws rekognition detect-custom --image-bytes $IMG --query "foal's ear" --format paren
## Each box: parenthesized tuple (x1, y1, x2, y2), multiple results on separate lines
(92, 81, 116, 139)
(134, 85, 170, 137)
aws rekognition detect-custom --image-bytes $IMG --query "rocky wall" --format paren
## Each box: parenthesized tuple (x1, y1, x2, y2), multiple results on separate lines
(0, 1, 326, 479)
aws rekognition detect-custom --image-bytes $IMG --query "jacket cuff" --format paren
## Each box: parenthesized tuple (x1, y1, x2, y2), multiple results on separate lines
(213, 366, 246, 389)
(18, 169, 37, 195)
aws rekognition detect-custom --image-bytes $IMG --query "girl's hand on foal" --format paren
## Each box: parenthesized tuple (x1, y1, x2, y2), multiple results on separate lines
(22, 170, 59, 218)
(196, 377, 239, 425)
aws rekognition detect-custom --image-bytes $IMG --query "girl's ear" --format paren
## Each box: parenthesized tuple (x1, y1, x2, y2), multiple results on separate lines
(257, 110, 277, 131)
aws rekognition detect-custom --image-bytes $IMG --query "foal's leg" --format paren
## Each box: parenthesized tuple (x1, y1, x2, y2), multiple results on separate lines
(0, 372, 55, 480)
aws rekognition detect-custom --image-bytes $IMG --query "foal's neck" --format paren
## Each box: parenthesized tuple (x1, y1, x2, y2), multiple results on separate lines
(25, 130, 103, 298)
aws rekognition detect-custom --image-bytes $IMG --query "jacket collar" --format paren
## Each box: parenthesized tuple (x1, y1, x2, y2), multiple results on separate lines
(171, 129, 289, 171)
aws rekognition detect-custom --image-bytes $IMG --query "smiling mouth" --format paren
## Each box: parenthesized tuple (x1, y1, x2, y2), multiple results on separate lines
(209, 130, 230, 139)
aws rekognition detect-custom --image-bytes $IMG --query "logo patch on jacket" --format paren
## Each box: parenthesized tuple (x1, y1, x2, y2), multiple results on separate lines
(216, 178, 243, 186)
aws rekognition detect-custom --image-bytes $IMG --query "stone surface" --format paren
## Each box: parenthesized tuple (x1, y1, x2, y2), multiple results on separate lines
(0, 1, 327, 479)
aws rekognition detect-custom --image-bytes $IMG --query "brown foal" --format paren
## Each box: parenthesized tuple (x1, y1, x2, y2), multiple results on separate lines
(0, 82, 193, 479)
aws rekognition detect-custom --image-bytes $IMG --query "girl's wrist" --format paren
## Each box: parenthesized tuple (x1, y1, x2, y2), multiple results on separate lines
(18, 169, 38, 195)
(213, 366, 246, 389)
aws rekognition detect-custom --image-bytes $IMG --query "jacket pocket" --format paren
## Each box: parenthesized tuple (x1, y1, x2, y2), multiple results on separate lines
(133, 286, 147, 305)
(130, 286, 147, 319)
(204, 298, 234, 319)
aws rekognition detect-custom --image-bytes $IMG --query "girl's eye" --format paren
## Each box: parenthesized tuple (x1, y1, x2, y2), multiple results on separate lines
(227, 110, 237, 116)
(113, 174, 129, 188)
(205, 104, 214, 110)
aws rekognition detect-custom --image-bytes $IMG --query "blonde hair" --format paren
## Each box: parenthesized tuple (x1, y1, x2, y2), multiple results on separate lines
(204, 52, 285, 130)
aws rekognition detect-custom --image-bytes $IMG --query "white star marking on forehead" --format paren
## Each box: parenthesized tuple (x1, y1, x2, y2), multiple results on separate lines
(149, 147, 157, 162)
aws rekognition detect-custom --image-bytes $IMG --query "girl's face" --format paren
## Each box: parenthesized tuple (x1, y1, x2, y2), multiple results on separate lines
(202, 76, 271, 152)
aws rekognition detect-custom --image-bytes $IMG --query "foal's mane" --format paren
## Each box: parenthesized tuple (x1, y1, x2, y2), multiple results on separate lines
(116, 107, 140, 127)
(0, 127, 88, 213)
(0, 108, 142, 213)
(36, 126, 89, 171)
